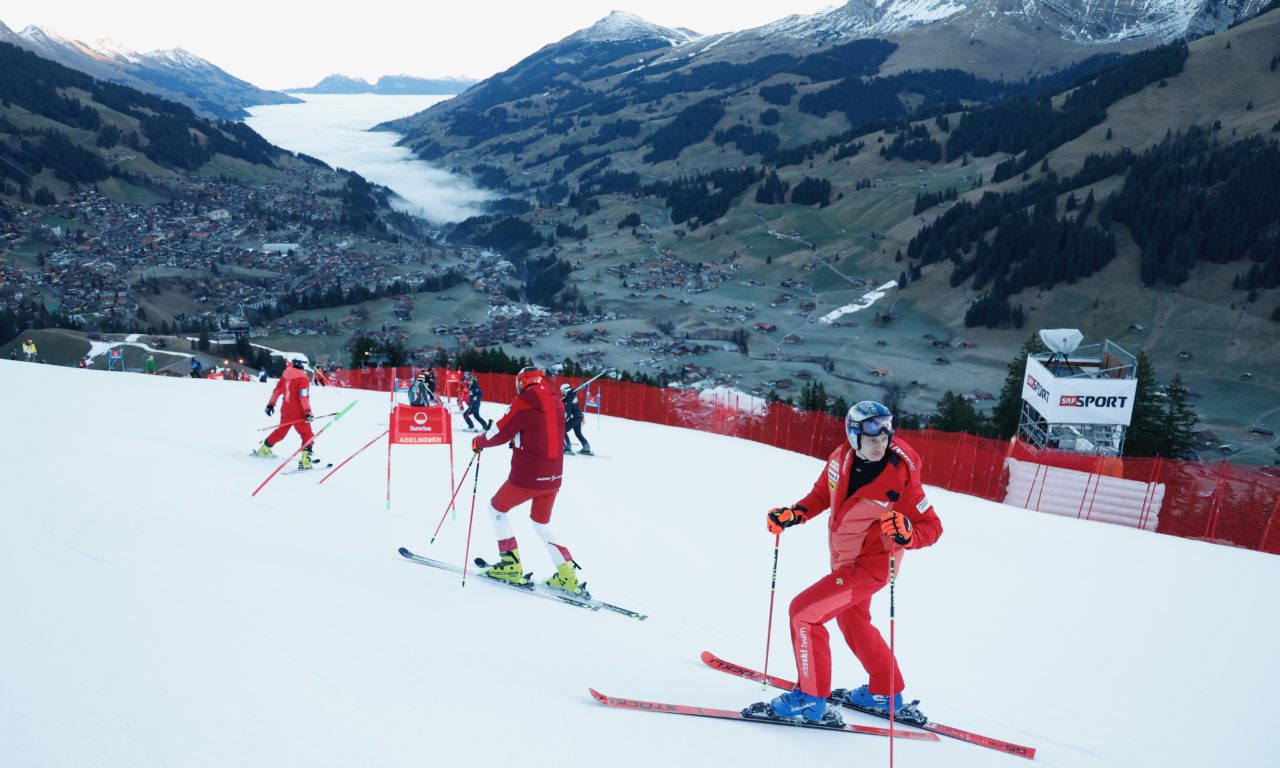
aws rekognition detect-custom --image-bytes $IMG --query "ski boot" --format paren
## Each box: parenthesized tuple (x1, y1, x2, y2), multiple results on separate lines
(544, 560, 589, 598)
(297, 447, 314, 470)
(564, 445, 575, 455)
(742, 690, 842, 726)
(577, 447, 593, 456)
(482, 549, 530, 586)
(836, 685, 927, 725)
(253, 442, 275, 458)
(769, 689, 833, 723)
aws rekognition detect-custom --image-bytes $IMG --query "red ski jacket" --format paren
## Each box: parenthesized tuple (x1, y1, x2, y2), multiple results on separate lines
(268, 366, 312, 419)
(792, 437, 943, 572)
(476, 381, 565, 490)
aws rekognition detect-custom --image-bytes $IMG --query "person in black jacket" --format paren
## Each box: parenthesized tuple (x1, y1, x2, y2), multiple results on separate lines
(560, 383, 592, 455)
(462, 373, 492, 431)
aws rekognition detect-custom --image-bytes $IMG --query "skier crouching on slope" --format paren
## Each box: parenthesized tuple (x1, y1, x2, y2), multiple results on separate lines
(254, 358, 319, 470)
(756, 401, 942, 726)
(470, 367, 587, 597)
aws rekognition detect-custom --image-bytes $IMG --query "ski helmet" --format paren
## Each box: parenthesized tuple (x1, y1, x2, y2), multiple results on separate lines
(290, 357, 306, 369)
(417, 373, 427, 382)
(560, 383, 572, 395)
(845, 401, 894, 450)
(514, 366, 544, 393)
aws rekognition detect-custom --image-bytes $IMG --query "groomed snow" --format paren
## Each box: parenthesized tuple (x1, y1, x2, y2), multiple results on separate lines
(1, 360, 1277, 767)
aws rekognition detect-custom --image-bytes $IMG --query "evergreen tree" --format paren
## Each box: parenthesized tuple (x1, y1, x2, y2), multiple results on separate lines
(1123, 352, 1165, 457)
(931, 390, 987, 435)
(992, 334, 1048, 439)
(1161, 375, 1199, 459)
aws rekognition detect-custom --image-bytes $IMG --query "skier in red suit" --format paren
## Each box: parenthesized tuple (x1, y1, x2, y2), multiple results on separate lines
(254, 358, 318, 469)
(470, 367, 586, 596)
(759, 400, 943, 725)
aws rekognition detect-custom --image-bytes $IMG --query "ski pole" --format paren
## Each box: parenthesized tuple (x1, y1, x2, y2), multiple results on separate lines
(762, 532, 781, 690)
(889, 555, 897, 768)
(429, 452, 477, 544)
(460, 450, 483, 587)
(251, 400, 357, 497)
(257, 410, 340, 431)
(317, 428, 389, 485)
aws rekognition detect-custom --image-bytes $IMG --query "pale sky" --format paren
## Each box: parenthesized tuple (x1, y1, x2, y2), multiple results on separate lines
(2, 1, 838, 91)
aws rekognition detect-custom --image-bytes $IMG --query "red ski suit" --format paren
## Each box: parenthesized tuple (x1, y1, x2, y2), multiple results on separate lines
(475, 381, 565, 529)
(264, 366, 314, 448)
(784, 437, 942, 699)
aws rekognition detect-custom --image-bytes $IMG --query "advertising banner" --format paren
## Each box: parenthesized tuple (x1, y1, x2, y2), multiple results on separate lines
(1022, 357, 1137, 426)
(391, 404, 452, 445)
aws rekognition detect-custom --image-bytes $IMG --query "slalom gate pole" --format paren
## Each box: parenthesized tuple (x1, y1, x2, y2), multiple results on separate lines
(251, 400, 357, 497)
(761, 532, 781, 690)
(889, 555, 897, 768)
(429, 452, 477, 544)
(386, 422, 394, 510)
(460, 451, 483, 587)
(257, 411, 340, 431)
(317, 428, 388, 485)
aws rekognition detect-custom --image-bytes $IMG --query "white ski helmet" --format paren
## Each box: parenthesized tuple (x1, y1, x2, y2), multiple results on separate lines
(845, 401, 894, 450)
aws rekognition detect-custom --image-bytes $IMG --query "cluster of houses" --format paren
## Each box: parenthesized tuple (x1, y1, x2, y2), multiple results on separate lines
(0, 173, 458, 330)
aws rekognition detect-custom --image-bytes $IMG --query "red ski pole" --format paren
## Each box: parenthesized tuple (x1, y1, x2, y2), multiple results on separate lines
(889, 555, 897, 768)
(429, 452, 477, 544)
(251, 400, 356, 497)
(762, 532, 781, 690)
(460, 450, 483, 587)
(317, 428, 389, 485)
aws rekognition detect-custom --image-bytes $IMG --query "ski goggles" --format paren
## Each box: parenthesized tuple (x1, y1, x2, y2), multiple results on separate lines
(850, 413, 895, 438)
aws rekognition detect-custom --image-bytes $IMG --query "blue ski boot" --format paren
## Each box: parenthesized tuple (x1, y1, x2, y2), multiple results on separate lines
(769, 689, 830, 723)
(844, 685, 904, 715)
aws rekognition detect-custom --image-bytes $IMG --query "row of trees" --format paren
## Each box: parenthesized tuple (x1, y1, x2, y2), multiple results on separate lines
(944, 42, 1189, 175)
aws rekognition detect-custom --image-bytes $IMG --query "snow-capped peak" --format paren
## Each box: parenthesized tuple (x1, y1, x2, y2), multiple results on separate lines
(563, 10, 700, 46)
(83, 38, 143, 65)
(141, 47, 212, 70)
(744, 0, 1270, 45)
(756, 0, 967, 40)
(18, 25, 76, 51)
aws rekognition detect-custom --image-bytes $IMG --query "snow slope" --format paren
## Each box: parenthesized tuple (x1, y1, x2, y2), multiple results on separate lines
(1, 360, 1277, 767)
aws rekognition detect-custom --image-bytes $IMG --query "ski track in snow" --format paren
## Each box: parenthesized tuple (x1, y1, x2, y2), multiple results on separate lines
(1, 359, 1277, 767)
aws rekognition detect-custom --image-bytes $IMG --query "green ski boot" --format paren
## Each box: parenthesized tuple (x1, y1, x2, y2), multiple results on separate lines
(297, 448, 314, 470)
(254, 442, 275, 458)
(483, 549, 530, 585)
(544, 560, 589, 598)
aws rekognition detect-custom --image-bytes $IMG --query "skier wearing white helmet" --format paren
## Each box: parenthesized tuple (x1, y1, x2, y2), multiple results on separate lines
(751, 400, 943, 726)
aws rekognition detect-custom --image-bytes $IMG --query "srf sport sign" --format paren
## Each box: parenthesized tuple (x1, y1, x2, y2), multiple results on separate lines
(1021, 356, 1137, 426)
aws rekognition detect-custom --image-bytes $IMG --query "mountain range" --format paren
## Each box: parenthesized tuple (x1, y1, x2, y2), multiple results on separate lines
(374, 2, 1279, 456)
(0, 20, 298, 119)
(290, 74, 477, 96)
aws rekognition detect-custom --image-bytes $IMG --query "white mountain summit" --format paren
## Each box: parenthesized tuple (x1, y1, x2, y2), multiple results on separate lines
(753, 0, 1270, 44)
(562, 10, 700, 46)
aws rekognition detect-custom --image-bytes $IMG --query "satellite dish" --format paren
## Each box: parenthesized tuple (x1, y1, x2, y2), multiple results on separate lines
(1039, 329, 1083, 356)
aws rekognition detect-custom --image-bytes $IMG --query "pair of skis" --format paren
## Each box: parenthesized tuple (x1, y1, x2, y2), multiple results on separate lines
(398, 547, 647, 620)
(592, 651, 1036, 759)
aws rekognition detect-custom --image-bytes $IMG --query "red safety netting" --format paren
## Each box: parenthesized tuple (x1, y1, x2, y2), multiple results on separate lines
(326, 367, 1279, 555)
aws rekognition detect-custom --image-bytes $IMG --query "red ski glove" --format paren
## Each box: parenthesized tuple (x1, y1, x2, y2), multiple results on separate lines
(880, 510, 912, 545)
(767, 505, 807, 534)
(471, 435, 484, 454)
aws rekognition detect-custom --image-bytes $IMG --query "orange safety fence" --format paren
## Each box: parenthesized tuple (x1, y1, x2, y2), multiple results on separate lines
(327, 367, 1280, 555)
